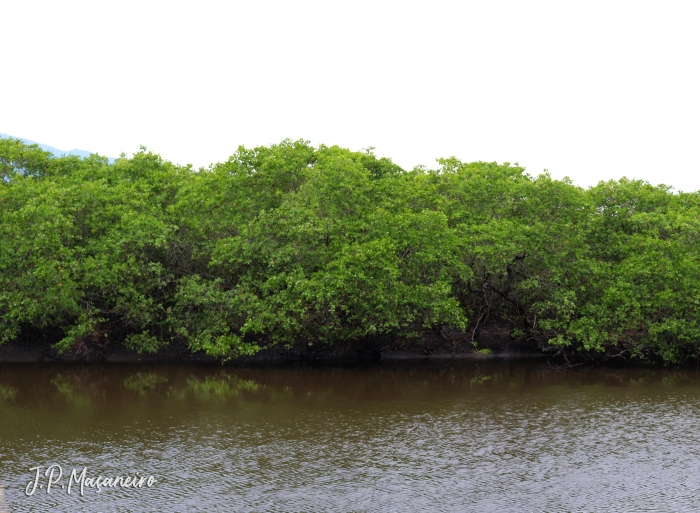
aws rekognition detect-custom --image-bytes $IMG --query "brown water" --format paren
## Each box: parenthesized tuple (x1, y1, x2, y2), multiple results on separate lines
(1, 361, 700, 512)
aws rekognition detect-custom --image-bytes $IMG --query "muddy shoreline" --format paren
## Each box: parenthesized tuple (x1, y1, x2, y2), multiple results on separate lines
(0, 323, 553, 364)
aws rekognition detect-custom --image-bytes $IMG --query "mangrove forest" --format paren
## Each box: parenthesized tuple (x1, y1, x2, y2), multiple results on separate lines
(1, 136, 699, 363)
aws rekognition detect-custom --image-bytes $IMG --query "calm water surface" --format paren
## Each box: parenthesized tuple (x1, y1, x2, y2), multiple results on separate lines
(2, 361, 700, 512)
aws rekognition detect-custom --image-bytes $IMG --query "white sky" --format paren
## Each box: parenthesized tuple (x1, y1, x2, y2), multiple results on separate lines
(1, 0, 699, 190)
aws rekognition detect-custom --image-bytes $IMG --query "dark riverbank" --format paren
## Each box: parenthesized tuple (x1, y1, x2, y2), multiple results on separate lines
(0, 323, 548, 364)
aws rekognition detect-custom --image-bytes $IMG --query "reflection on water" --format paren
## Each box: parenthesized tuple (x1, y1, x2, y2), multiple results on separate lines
(2, 361, 700, 512)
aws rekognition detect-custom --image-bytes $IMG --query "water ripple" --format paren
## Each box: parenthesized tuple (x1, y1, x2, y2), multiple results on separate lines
(2, 362, 700, 511)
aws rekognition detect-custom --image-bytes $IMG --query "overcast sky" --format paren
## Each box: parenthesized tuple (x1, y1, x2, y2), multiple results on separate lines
(2, 0, 699, 189)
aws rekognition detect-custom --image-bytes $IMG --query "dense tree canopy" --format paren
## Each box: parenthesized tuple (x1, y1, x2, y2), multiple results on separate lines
(2, 136, 699, 363)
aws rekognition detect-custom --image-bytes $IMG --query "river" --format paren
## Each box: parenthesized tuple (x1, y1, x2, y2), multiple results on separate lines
(1, 361, 700, 512)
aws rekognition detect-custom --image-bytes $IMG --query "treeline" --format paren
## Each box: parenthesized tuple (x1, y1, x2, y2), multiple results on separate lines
(2, 137, 700, 363)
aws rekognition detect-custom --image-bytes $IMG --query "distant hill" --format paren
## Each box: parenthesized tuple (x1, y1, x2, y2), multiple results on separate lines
(0, 133, 115, 163)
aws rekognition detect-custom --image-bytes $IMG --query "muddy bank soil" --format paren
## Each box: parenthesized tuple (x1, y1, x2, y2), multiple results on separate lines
(0, 322, 551, 364)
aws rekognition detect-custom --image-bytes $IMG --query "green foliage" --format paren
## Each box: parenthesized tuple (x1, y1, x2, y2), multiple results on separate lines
(124, 332, 168, 354)
(2, 136, 700, 363)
